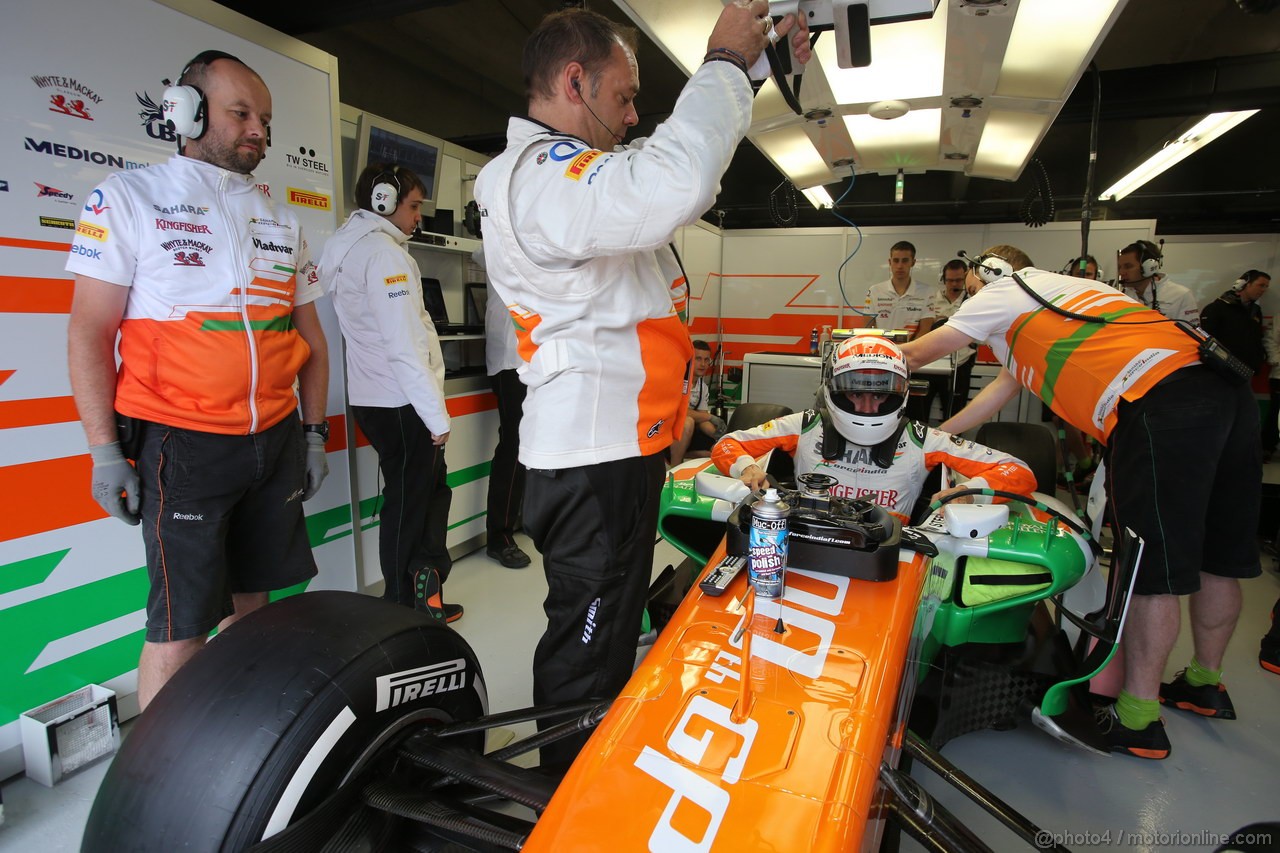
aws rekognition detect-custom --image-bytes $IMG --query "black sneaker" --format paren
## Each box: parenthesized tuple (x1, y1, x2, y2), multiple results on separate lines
(486, 544, 532, 569)
(413, 568, 464, 624)
(1159, 670, 1236, 719)
(1095, 705, 1171, 760)
(1260, 639, 1280, 676)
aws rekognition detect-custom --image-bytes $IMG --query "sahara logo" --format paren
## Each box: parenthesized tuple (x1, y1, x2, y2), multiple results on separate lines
(374, 659, 467, 712)
(32, 74, 100, 121)
(152, 203, 209, 216)
(135, 90, 177, 142)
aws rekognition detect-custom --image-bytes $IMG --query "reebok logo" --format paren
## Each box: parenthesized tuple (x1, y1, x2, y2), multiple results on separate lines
(70, 244, 101, 260)
(171, 512, 204, 521)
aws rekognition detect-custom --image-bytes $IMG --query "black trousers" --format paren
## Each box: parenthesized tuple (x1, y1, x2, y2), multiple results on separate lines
(486, 369, 527, 549)
(1265, 378, 1280, 453)
(525, 452, 667, 768)
(353, 404, 453, 607)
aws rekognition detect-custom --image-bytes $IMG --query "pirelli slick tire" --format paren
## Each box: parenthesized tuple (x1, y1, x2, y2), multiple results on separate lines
(81, 591, 487, 852)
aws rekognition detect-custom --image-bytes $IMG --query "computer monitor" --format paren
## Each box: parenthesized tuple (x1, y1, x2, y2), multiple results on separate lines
(354, 113, 446, 218)
(421, 277, 449, 327)
(464, 282, 487, 327)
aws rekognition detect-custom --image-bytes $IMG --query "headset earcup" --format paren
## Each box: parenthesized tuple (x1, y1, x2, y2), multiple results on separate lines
(371, 181, 398, 215)
(162, 84, 206, 140)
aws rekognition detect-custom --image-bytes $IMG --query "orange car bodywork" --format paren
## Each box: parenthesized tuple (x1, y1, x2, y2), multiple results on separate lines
(525, 541, 932, 853)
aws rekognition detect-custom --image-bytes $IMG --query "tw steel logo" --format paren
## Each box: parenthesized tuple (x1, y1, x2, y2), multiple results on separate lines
(374, 659, 467, 712)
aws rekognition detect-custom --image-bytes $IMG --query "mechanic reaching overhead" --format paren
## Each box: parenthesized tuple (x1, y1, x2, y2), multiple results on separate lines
(473, 2, 811, 769)
(320, 164, 461, 623)
(713, 337, 1036, 522)
(900, 244, 1262, 761)
(65, 51, 328, 711)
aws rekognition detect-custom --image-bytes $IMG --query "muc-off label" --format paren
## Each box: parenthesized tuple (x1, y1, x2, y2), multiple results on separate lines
(748, 491, 789, 599)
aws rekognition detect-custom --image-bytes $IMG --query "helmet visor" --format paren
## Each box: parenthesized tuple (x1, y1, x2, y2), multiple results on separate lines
(829, 368, 909, 416)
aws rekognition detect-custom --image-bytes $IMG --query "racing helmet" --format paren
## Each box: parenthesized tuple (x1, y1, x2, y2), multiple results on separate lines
(823, 336, 910, 446)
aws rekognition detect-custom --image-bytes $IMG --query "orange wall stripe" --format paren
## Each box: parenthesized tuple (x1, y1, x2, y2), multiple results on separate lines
(0, 455, 103, 542)
(0, 237, 73, 252)
(446, 391, 497, 418)
(1, 276, 75, 314)
(0, 395, 80, 429)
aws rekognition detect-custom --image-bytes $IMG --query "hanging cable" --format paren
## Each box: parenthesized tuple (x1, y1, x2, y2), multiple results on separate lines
(1020, 158, 1055, 227)
(768, 179, 799, 227)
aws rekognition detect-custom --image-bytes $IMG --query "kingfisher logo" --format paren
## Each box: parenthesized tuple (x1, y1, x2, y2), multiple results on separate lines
(135, 91, 176, 142)
(256, 183, 271, 197)
(287, 187, 330, 211)
(155, 218, 211, 234)
(76, 221, 108, 242)
(35, 182, 74, 202)
(252, 237, 294, 255)
(40, 216, 74, 229)
(33, 75, 102, 121)
(25, 138, 147, 170)
(285, 145, 329, 175)
(374, 659, 467, 712)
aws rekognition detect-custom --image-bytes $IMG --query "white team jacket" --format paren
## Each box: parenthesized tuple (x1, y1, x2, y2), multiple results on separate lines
(319, 210, 449, 436)
(473, 61, 754, 469)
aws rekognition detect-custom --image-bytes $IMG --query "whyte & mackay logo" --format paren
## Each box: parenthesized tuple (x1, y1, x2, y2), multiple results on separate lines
(33, 74, 102, 121)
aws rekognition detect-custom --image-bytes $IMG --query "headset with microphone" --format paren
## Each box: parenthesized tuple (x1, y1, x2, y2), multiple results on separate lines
(370, 166, 403, 216)
(1232, 269, 1265, 292)
(958, 249, 1013, 284)
(571, 76, 625, 146)
(162, 50, 271, 148)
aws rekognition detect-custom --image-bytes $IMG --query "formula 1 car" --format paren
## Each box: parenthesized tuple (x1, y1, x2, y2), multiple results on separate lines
(80, 428, 1137, 853)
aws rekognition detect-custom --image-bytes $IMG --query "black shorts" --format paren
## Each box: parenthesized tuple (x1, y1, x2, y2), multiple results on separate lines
(136, 416, 317, 642)
(1107, 366, 1262, 595)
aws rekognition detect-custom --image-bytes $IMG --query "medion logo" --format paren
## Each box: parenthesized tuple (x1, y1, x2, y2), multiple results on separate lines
(374, 659, 467, 712)
(252, 237, 293, 255)
(24, 138, 147, 170)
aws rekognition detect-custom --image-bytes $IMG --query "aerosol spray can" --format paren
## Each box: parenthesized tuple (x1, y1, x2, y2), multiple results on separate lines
(748, 488, 790, 599)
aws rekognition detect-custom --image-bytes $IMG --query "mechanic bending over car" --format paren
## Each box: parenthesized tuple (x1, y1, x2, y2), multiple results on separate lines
(473, 2, 811, 770)
(712, 336, 1036, 522)
(900, 244, 1262, 761)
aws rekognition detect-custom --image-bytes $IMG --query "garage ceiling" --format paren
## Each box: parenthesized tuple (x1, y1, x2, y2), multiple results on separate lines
(216, 0, 1280, 235)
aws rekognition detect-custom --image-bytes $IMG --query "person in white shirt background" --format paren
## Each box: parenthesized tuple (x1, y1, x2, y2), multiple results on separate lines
(1116, 240, 1199, 325)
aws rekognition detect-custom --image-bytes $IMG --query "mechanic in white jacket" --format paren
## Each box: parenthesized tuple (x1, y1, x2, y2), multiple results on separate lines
(320, 164, 460, 623)
(473, 3, 810, 770)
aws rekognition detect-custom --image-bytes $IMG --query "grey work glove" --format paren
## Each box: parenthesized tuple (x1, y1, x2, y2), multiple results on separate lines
(89, 441, 141, 525)
(302, 431, 328, 501)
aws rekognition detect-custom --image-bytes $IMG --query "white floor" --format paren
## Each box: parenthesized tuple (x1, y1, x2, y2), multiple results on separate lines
(2, 531, 1278, 853)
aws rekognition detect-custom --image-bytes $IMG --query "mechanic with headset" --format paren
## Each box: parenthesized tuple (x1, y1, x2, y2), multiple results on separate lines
(1116, 239, 1200, 324)
(473, 4, 811, 770)
(319, 164, 461, 623)
(901, 245, 1262, 761)
(1200, 269, 1271, 377)
(1064, 254, 1101, 281)
(929, 258, 977, 418)
(66, 51, 329, 711)
(713, 336, 1035, 523)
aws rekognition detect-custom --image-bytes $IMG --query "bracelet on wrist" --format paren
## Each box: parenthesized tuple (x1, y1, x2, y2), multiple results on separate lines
(706, 46, 747, 66)
(702, 51, 749, 78)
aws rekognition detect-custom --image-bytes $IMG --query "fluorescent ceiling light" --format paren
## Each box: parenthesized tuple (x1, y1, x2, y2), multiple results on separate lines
(751, 125, 834, 188)
(822, 2, 947, 104)
(1098, 110, 1260, 202)
(996, 0, 1125, 100)
(971, 111, 1052, 180)
(843, 108, 941, 171)
(802, 185, 834, 209)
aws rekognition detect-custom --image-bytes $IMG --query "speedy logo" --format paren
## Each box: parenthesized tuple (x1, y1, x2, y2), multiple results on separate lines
(76, 221, 108, 242)
(385, 274, 408, 286)
(35, 182, 74, 202)
(287, 187, 330, 210)
(155, 218, 211, 234)
(374, 659, 467, 712)
(564, 149, 601, 181)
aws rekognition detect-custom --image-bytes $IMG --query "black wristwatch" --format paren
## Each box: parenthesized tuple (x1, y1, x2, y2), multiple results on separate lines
(303, 422, 330, 442)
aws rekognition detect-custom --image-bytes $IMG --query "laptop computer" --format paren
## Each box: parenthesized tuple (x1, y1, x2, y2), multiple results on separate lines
(421, 278, 483, 334)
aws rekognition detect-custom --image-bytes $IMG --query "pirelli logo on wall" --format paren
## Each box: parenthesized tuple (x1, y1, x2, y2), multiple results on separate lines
(287, 187, 330, 211)
(564, 149, 601, 181)
(76, 221, 108, 241)
(385, 274, 408, 286)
